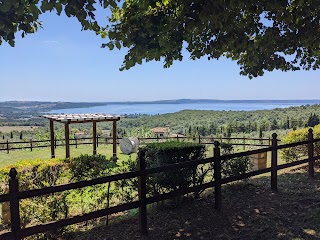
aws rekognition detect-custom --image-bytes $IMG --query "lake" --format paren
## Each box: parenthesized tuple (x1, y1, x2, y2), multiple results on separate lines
(49, 100, 320, 115)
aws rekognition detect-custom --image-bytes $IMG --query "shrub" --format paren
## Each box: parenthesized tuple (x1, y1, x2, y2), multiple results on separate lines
(0, 158, 68, 228)
(65, 154, 112, 181)
(0, 155, 115, 229)
(139, 141, 206, 197)
(220, 143, 251, 178)
(64, 154, 115, 217)
(113, 156, 138, 203)
(281, 125, 320, 162)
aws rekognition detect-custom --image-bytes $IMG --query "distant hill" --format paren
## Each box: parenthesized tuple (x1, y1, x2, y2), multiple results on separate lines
(0, 101, 107, 122)
(101, 99, 320, 105)
(1, 99, 320, 119)
(0, 101, 107, 112)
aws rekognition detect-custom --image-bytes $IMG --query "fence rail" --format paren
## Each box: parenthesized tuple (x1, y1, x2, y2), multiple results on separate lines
(0, 130, 316, 240)
(0, 136, 271, 154)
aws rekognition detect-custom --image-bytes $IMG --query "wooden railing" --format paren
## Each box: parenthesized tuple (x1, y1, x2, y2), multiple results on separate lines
(0, 130, 316, 240)
(0, 136, 271, 153)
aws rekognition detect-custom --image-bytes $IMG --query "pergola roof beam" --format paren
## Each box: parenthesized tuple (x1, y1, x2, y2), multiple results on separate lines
(41, 113, 120, 123)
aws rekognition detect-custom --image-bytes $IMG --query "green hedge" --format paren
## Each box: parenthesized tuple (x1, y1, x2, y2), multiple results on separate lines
(0, 155, 117, 238)
(220, 143, 251, 177)
(140, 141, 207, 196)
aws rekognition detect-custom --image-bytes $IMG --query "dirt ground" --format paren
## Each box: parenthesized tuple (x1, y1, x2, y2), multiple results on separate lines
(59, 166, 320, 240)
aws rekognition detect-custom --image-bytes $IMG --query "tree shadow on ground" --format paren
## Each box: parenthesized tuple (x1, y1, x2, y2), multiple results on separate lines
(66, 168, 320, 240)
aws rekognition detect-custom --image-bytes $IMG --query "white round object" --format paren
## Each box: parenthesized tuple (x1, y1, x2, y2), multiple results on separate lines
(129, 137, 139, 152)
(120, 137, 140, 154)
(120, 138, 133, 154)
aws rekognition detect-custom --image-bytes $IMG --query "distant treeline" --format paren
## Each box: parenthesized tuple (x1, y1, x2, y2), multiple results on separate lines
(117, 104, 320, 137)
(1, 104, 320, 140)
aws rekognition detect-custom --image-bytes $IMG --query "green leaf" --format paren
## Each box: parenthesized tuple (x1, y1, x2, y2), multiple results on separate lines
(108, 42, 114, 50)
(55, 3, 62, 15)
(115, 41, 121, 50)
(100, 31, 107, 39)
(29, 4, 40, 18)
(40, 0, 55, 12)
(7, 32, 14, 40)
(8, 39, 15, 47)
(40, 0, 48, 12)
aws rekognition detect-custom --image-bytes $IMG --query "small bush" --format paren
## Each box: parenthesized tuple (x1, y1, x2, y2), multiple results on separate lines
(281, 125, 320, 162)
(220, 143, 251, 177)
(113, 156, 138, 203)
(0, 155, 115, 229)
(65, 154, 112, 181)
(64, 154, 115, 217)
(139, 141, 206, 196)
(0, 158, 68, 228)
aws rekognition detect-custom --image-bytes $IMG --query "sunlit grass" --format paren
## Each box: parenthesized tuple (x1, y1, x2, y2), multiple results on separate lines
(0, 145, 136, 168)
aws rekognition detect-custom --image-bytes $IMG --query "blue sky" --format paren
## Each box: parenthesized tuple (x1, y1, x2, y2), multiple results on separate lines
(0, 9, 319, 102)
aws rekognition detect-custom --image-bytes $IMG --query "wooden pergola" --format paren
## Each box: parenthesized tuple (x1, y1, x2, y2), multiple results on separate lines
(41, 114, 121, 159)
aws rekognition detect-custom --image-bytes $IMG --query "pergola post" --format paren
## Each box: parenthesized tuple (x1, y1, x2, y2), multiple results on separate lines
(50, 119, 55, 158)
(113, 120, 117, 161)
(65, 123, 70, 158)
(93, 121, 97, 155)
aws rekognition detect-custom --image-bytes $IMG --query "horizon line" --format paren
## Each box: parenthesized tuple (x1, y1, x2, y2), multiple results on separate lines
(1, 98, 320, 103)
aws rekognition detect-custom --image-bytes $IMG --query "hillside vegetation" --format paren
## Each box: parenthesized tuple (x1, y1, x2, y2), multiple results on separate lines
(117, 104, 320, 137)
(1, 103, 320, 143)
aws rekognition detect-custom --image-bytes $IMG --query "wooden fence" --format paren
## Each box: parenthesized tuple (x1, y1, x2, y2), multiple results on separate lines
(0, 136, 271, 154)
(0, 130, 317, 240)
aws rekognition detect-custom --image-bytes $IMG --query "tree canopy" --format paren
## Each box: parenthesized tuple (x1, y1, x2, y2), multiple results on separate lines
(0, 0, 110, 45)
(1, 0, 320, 78)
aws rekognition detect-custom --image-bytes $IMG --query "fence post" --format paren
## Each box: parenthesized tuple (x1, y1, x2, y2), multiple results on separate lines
(177, 135, 179, 141)
(243, 137, 245, 150)
(6, 140, 9, 154)
(138, 150, 148, 235)
(9, 168, 21, 240)
(271, 133, 278, 191)
(30, 139, 33, 152)
(198, 135, 201, 144)
(308, 128, 315, 178)
(214, 141, 222, 211)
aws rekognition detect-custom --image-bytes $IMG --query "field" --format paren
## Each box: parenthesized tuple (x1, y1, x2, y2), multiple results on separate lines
(0, 139, 274, 169)
(0, 145, 137, 168)
(0, 126, 38, 133)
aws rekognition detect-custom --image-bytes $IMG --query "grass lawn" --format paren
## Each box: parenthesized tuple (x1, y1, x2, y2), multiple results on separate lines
(0, 145, 136, 168)
(0, 142, 277, 171)
(0, 142, 218, 168)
